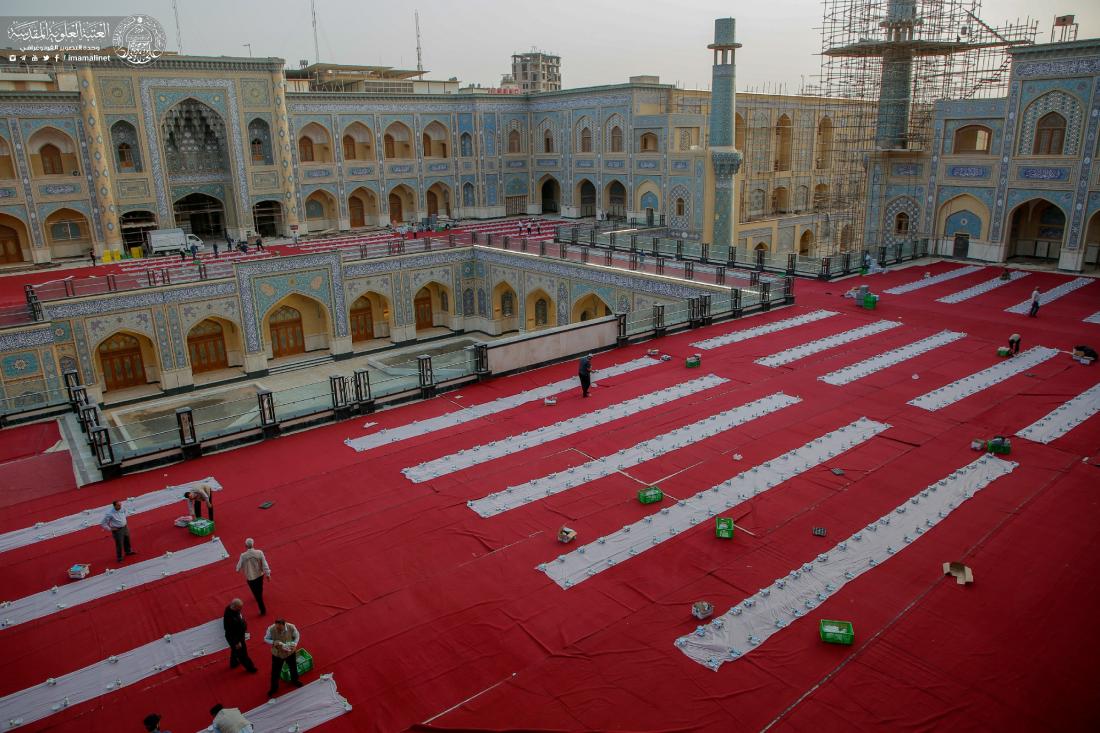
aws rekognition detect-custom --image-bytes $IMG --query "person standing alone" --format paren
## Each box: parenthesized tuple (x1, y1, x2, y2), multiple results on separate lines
(1029, 288, 1042, 317)
(578, 354, 593, 398)
(236, 538, 271, 615)
(100, 499, 137, 563)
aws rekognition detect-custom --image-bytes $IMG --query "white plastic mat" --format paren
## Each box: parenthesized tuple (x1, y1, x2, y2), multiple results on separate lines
(818, 331, 966, 385)
(691, 310, 838, 350)
(0, 478, 223, 555)
(345, 357, 657, 452)
(1015, 382, 1100, 444)
(195, 675, 352, 733)
(756, 321, 901, 367)
(907, 347, 1059, 411)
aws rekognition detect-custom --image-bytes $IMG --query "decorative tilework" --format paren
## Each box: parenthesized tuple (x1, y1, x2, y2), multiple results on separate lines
(239, 78, 272, 108)
(1017, 90, 1084, 156)
(140, 78, 249, 225)
(166, 307, 187, 368)
(1015, 57, 1100, 79)
(947, 166, 991, 179)
(98, 77, 135, 108)
(0, 326, 53, 353)
(891, 163, 922, 176)
(883, 196, 921, 245)
(2, 351, 40, 378)
(235, 252, 345, 352)
(1018, 166, 1070, 181)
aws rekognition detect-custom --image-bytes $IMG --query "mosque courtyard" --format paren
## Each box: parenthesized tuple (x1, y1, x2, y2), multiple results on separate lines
(1, 259, 1097, 731)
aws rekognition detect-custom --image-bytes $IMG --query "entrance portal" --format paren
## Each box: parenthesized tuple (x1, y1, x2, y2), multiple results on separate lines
(98, 333, 146, 391)
(269, 305, 305, 358)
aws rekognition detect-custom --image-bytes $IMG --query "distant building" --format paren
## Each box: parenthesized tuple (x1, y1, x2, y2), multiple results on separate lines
(511, 51, 561, 92)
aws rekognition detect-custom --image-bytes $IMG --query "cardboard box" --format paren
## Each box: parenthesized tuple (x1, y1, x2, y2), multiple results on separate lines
(943, 561, 974, 585)
(68, 564, 90, 580)
(557, 526, 577, 543)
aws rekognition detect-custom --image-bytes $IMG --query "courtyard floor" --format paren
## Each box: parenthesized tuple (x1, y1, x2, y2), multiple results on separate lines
(0, 261, 1098, 732)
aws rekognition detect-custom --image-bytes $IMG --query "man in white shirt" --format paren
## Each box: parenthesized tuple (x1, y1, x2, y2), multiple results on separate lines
(235, 538, 271, 616)
(100, 500, 137, 563)
(1029, 288, 1042, 318)
(209, 704, 252, 733)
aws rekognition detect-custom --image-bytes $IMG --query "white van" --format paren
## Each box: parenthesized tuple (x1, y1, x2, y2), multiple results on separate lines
(144, 228, 205, 256)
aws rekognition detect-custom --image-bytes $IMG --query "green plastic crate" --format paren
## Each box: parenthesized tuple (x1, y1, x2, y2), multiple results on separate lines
(187, 519, 214, 537)
(685, 355, 701, 368)
(715, 517, 735, 539)
(637, 486, 663, 504)
(862, 294, 878, 310)
(996, 346, 1010, 357)
(279, 648, 313, 681)
(986, 438, 1011, 455)
(819, 619, 854, 645)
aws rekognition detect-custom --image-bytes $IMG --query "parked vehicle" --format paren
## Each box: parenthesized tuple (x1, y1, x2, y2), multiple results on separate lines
(144, 228, 204, 256)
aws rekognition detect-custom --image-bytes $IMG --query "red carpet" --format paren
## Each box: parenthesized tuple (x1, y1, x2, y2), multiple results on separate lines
(0, 263, 1098, 732)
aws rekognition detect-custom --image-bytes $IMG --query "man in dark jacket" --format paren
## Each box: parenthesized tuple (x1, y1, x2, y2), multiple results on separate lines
(223, 598, 257, 673)
(578, 354, 592, 398)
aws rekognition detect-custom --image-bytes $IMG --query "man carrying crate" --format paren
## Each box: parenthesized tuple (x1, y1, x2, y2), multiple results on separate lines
(264, 618, 303, 698)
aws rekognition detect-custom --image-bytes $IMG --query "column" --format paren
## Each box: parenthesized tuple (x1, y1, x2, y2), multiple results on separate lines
(271, 71, 301, 238)
(704, 18, 743, 250)
(77, 66, 123, 254)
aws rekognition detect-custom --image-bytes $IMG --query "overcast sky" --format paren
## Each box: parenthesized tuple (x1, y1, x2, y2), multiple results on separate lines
(6, 0, 1098, 91)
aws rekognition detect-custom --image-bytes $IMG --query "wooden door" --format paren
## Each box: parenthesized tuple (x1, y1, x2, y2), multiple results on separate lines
(0, 225, 21, 264)
(389, 193, 403, 224)
(414, 295, 433, 330)
(351, 301, 374, 342)
(98, 333, 146, 391)
(187, 320, 228, 373)
(426, 190, 439, 217)
(269, 306, 305, 358)
(349, 197, 365, 228)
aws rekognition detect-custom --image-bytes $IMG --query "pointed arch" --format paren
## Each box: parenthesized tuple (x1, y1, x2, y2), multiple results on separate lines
(775, 113, 792, 171)
(96, 330, 160, 392)
(110, 120, 142, 172)
(575, 116, 594, 153)
(27, 126, 79, 177)
(262, 293, 332, 359)
(248, 118, 273, 165)
(388, 183, 416, 223)
(384, 122, 414, 159)
(162, 99, 228, 174)
(422, 121, 449, 158)
(413, 281, 454, 331)
(297, 121, 333, 163)
(350, 291, 392, 343)
(341, 121, 374, 160)
(1018, 90, 1081, 155)
(303, 189, 338, 232)
(571, 292, 612, 323)
(525, 287, 556, 330)
(348, 186, 379, 228)
(576, 178, 597, 218)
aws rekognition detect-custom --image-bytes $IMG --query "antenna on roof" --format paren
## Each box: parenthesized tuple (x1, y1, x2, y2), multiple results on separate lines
(310, 0, 320, 64)
(171, 0, 183, 53)
(415, 10, 423, 72)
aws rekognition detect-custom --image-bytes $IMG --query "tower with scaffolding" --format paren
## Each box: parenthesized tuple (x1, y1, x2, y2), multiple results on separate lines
(817, 0, 1036, 254)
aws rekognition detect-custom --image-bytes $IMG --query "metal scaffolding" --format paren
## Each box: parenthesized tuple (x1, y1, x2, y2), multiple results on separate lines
(816, 0, 1036, 254)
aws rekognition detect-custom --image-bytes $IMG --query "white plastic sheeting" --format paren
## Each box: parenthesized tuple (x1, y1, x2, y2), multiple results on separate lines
(818, 331, 967, 386)
(0, 478, 224, 555)
(468, 392, 802, 518)
(936, 271, 1029, 303)
(675, 454, 1017, 671)
(0, 619, 226, 730)
(884, 266, 983, 295)
(1015, 382, 1100, 444)
(345, 357, 658, 452)
(540, 418, 890, 589)
(1085, 312, 1100, 324)
(1005, 277, 1092, 314)
(908, 347, 1059, 411)
(195, 675, 351, 733)
(403, 374, 730, 483)
(691, 310, 838, 350)
(756, 321, 901, 367)
(0, 539, 228, 629)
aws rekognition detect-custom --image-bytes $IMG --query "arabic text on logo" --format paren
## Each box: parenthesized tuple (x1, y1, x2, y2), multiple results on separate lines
(112, 15, 166, 66)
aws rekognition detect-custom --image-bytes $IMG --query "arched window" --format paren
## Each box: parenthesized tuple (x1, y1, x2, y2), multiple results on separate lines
(462, 182, 475, 207)
(342, 134, 356, 160)
(640, 132, 658, 152)
(676, 198, 685, 216)
(306, 199, 324, 219)
(894, 211, 910, 235)
(440, 290, 449, 313)
(610, 126, 623, 153)
(384, 134, 395, 159)
(535, 298, 549, 326)
(508, 130, 521, 154)
(501, 291, 515, 317)
(40, 143, 63, 175)
(1035, 112, 1066, 155)
(544, 130, 554, 153)
(298, 137, 314, 163)
(111, 120, 141, 172)
(460, 132, 473, 157)
(580, 128, 592, 153)
(954, 125, 991, 154)
(247, 118, 273, 165)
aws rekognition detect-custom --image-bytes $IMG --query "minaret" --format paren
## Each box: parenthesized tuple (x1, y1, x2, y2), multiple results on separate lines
(706, 18, 742, 254)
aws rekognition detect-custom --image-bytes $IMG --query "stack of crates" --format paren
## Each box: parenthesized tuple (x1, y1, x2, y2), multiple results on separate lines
(715, 517, 735, 539)
(862, 293, 879, 310)
(986, 436, 1011, 455)
(996, 346, 1011, 357)
(819, 619, 854, 645)
(637, 486, 663, 504)
(280, 649, 313, 681)
(685, 354, 701, 368)
(188, 518, 215, 537)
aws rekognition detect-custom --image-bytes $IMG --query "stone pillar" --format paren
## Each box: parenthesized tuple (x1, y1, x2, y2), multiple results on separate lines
(705, 18, 743, 250)
(271, 71, 301, 238)
(77, 66, 123, 254)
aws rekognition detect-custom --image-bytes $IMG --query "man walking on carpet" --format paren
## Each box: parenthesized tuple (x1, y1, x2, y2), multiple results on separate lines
(264, 617, 304, 698)
(236, 538, 271, 616)
(578, 353, 593, 398)
(223, 598, 258, 673)
(100, 499, 137, 563)
(1029, 288, 1042, 317)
